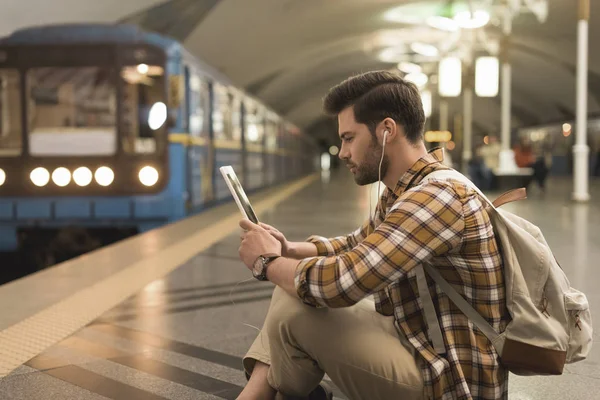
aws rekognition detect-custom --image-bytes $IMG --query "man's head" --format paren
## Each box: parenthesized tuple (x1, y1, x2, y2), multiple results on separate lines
(323, 70, 425, 185)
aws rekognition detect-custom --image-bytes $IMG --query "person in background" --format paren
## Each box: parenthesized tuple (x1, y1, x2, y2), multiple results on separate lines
(514, 138, 548, 192)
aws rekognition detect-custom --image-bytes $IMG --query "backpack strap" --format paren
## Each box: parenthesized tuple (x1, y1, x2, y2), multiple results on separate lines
(492, 188, 527, 208)
(414, 169, 516, 355)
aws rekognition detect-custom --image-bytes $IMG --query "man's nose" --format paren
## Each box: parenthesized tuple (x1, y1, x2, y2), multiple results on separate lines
(338, 145, 349, 160)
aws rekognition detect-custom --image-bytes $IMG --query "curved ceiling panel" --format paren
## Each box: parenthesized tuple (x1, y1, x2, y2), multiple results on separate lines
(0, 0, 167, 38)
(2, 0, 598, 142)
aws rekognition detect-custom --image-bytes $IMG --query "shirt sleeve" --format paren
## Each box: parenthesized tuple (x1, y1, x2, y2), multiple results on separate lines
(305, 218, 372, 256)
(305, 190, 389, 256)
(294, 181, 465, 308)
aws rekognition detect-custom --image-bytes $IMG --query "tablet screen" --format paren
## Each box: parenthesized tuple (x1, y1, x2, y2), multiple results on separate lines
(221, 167, 259, 224)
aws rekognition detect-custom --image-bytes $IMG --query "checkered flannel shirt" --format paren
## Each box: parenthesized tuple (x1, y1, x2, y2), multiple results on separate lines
(294, 148, 510, 400)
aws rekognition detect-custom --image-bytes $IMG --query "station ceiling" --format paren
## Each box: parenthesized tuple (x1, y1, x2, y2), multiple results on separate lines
(3, 0, 598, 142)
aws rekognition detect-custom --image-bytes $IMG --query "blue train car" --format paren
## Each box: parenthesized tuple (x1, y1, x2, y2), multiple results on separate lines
(0, 24, 318, 265)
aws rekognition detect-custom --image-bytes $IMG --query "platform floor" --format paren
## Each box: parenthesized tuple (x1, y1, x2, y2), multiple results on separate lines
(1, 170, 599, 400)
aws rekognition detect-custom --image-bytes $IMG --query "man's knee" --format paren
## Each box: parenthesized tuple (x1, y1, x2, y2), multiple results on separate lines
(267, 286, 309, 338)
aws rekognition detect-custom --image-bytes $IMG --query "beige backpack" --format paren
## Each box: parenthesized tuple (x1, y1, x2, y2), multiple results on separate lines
(418, 169, 593, 375)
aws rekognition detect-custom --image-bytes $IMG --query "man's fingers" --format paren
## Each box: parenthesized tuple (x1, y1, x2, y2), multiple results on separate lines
(239, 218, 257, 231)
(259, 222, 278, 232)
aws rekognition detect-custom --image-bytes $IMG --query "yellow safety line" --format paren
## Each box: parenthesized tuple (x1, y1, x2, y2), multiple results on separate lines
(0, 173, 318, 377)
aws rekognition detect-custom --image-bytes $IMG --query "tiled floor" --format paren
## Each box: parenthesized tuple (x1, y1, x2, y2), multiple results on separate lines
(1, 169, 599, 399)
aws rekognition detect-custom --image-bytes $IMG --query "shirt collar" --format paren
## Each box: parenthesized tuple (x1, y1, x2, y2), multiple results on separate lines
(387, 147, 445, 200)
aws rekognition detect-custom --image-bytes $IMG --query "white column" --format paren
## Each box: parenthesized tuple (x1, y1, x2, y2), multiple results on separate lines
(439, 100, 449, 131)
(498, 3, 516, 173)
(573, 0, 590, 202)
(462, 84, 473, 170)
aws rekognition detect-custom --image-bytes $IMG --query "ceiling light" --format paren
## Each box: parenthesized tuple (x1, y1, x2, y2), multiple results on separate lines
(454, 10, 490, 29)
(411, 42, 439, 57)
(398, 62, 422, 74)
(426, 15, 459, 32)
(379, 46, 407, 63)
(404, 72, 429, 89)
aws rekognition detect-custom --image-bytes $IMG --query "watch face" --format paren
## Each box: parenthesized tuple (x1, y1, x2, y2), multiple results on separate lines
(253, 256, 265, 276)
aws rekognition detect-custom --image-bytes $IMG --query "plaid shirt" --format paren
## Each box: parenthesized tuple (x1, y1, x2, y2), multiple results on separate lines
(295, 148, 509, 400)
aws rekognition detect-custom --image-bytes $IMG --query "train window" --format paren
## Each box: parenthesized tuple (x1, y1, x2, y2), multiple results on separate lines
(188, 73, 209, 137)
(244, 101, 264, 147)
(121, 64, 166, 154)
(265, 115, 278, 151)
(0, 69, 22, 156)
(230, 92, 242, 141)
(213, 83, 234, 143)
(27, 67, 116, 156)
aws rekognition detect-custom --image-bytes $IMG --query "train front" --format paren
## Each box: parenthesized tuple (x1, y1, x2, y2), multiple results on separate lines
(0, 32, 175, 263)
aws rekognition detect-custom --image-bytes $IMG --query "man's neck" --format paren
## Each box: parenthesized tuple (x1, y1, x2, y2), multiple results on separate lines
(382, 142, 428, 190)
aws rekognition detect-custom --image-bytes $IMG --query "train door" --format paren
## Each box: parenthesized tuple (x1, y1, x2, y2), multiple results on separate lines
(184, 66, 211, 210)
(243, 99, 266, 191)
(213, 85, 243, 201)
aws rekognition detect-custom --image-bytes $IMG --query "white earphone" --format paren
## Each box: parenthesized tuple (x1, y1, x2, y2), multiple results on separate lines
(369, 129, 390, 231)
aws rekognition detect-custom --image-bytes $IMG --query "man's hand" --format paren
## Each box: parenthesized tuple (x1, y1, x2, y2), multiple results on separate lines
(259, 222, 291, 257)
(239, 219, 282, 270)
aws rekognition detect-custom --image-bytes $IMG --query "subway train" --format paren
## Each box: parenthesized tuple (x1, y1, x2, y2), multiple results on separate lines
(0, 24, 319, 265)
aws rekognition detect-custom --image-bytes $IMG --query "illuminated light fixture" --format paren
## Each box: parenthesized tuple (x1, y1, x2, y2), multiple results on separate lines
(137, 63, 149, 74)
(438, 57, 462, 97)
(454, 10, 490, 29)
(30, 167, 50, 187)
(73, 167, 93, 187)
(427, 15, 459, 32)
(148, 102, 167, 130)
(383, 6, 423, 24)
(398, 62, 422, 74)
(411, 42, 439, 57)
(421, 90, 432, 118)
(247, 124, 259, 142)
(405, 72, 428, 89)
(424, 130, 452, 143)
(563, 123, 571, 132)
(139, 166, 159, 187)
(475, 57, 499, 97)
(379, 46, 407, 63)
(320, 153, 331, 171)
(329, 146, 339, 156)
(95, 166, 114, 187)
(0, 168, 5, 186)
(52, 167, 71, 187)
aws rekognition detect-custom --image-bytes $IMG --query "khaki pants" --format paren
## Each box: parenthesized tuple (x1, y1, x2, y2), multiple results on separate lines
(243, 286, 425, 400)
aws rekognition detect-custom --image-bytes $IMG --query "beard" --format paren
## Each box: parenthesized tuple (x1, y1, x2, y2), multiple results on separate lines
(349, 137, 389, 186)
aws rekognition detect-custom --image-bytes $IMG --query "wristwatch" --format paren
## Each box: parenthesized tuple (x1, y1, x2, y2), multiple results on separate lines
(252, 253, 280, 281)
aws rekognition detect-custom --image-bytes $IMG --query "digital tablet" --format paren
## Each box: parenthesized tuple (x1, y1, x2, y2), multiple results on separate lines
(219, 166, 259, 224)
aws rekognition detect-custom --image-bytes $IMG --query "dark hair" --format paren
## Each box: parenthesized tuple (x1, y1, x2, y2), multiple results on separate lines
(323, 70, 425, 144)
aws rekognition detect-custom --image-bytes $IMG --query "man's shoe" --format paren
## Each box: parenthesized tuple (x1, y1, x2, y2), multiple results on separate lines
(275, 381, 334, 400)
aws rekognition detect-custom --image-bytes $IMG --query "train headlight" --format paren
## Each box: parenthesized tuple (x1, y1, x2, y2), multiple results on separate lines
(73, 167, 93, 187)
(31, 167, 50, 187)
(95, 166, 114, 187)
(139, 166, 159, 186)
(148, 102, 167, 130)
(52, 167, 71, 187)
(0, 168, 5, 186)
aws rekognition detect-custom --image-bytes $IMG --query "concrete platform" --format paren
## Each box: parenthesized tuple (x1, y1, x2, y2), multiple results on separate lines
(1, 170, 599, 400)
